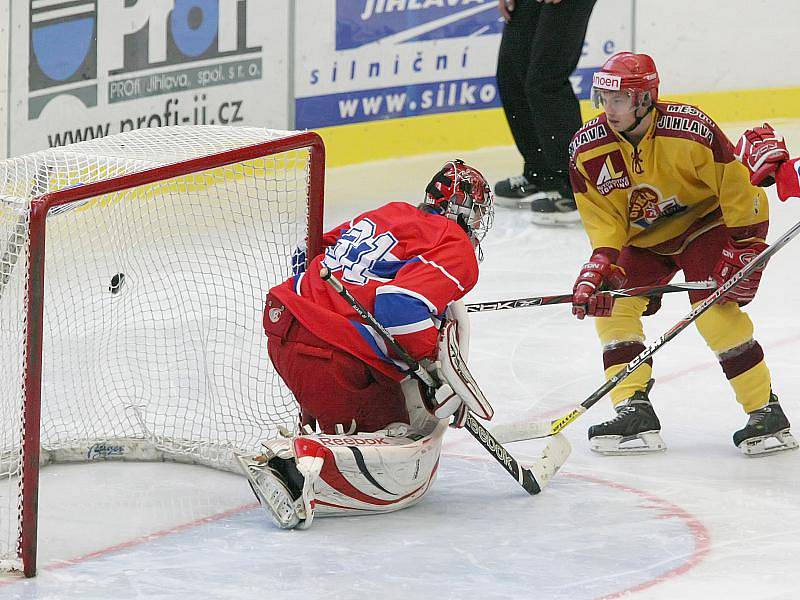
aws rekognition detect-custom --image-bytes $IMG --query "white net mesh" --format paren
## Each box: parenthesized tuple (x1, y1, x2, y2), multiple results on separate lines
(0, 126, 320, 572)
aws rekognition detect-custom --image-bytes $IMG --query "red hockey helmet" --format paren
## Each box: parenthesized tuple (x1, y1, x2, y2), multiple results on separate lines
(591, 52, 659, 113)
(424, 159, 494, 246)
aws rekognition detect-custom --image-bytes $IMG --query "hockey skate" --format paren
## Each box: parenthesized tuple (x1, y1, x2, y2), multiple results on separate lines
(588, 381, 666, 455)
(236, 437, 319, 530)
(733, 393, 799, 456)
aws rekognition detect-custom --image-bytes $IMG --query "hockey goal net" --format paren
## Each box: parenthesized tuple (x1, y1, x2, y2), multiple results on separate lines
(0, 126, 324, 577)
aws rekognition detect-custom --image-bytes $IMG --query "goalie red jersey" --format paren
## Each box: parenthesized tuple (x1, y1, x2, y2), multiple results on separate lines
(268, 201, 479, 382)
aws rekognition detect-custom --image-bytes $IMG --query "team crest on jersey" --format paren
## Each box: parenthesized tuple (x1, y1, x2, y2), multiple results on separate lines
(628, 185, 688, 228)
(268, 306, 284, 323)
(584, 152, 630, 195)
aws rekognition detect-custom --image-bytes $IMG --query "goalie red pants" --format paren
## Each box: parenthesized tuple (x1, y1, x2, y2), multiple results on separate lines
(265, 297, 409, 434)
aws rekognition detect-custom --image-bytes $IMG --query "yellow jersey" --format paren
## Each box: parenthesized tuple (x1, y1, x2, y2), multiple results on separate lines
(569, 102, 768, 255)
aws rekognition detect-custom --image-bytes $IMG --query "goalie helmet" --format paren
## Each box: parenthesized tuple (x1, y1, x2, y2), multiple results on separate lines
(423, 159, 495, 246)
(591, 52, 659, 113)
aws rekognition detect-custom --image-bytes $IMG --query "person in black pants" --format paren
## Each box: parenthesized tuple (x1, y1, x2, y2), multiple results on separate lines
(495, 0, 597, 224)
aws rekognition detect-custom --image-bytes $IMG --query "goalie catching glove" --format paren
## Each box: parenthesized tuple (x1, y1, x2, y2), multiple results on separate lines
(425, 318, 494, 427)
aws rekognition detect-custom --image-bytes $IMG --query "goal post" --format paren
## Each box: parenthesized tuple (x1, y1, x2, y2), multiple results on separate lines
(0, 126, 325, 577)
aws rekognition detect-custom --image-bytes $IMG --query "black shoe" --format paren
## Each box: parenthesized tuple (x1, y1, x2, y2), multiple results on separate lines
(733, 393, 797, 454)
(494, 174, 538, 199)
(528, 173, 580, 225)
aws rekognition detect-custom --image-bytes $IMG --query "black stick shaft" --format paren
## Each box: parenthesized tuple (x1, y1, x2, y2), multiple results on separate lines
(465, 281, 716, 313)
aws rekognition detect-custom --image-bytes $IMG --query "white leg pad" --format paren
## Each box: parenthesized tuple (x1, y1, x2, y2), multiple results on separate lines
(296, 418, 448, 518)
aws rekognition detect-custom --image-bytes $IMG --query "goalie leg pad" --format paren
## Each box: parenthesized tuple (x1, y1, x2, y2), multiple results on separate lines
(293, 418, 447, 518)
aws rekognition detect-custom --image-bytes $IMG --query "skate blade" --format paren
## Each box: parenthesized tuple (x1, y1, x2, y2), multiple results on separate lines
(590, 431, 667, 455)
(739, 429, 799, 457)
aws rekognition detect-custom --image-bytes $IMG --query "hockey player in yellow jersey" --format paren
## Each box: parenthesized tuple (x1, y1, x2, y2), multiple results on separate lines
(568, 52, 797, 456)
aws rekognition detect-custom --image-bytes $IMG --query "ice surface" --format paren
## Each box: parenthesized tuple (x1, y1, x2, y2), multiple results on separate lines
(3, 120, 800, 599)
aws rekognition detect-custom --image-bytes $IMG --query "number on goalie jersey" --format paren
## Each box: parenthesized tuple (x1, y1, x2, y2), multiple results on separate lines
(251, 161, 495, 530)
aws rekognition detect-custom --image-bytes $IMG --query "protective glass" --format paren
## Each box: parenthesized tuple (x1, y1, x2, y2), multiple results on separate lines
(591, 88, 637, 113)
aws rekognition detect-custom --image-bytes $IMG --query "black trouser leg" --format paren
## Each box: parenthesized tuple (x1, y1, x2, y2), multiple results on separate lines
(496, 0, 597, 177)
(496, 1, 542, 174)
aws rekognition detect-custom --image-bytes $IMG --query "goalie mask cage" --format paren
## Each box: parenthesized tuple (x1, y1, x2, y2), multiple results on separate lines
(0, 127, 325, 577)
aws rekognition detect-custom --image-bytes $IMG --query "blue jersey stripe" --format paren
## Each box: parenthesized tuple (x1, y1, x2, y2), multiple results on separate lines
(370, 256, 417, 279)
(375, 291, 432, 328)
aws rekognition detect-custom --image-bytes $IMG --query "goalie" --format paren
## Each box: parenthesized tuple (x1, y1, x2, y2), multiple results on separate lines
(243, 160, 496, 529)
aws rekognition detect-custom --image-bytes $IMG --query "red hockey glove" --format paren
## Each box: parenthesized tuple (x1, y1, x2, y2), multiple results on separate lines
(572, 249, 627, 320)
(735, 123, 789, 187)
(713, 238, 769, 306)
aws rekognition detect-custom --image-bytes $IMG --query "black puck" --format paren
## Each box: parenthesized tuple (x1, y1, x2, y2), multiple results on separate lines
(109, 273, 126, 294)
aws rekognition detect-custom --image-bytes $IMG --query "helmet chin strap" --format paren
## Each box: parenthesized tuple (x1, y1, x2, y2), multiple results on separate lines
(622, 96, 654, 134)
(623, 103, 653, 133)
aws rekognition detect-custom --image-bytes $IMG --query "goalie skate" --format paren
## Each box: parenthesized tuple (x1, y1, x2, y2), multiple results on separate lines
(733, 394, 799, 456)
(588, 383, 666, 455)
(236, 453, 307, 529)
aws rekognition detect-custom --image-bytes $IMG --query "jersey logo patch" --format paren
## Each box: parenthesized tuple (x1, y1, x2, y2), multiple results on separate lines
(628, 185, 688, 228)
(584, 152, 630, 195)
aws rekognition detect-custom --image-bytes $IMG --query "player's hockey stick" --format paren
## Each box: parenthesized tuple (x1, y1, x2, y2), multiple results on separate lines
(493, 218, 800, 443)
(320, 266, 569, 495)
(465, 280, 716, 313)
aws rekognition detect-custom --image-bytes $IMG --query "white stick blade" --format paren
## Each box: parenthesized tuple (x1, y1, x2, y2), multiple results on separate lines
(491, 419, 552, 442)
(524, 433, 571, 490)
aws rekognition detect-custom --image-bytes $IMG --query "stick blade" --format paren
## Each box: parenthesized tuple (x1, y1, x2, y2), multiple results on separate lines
(491, 419, 552, 442)
(524, 433, 571, 492)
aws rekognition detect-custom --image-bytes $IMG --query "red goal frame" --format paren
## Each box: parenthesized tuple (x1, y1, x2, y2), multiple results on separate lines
(17, 131, 325, 577)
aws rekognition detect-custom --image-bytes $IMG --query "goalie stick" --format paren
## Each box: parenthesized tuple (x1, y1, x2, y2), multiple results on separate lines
(465, 280, 716, 313)
(493, 218, 800, 444)
(319, 266, 569, 495)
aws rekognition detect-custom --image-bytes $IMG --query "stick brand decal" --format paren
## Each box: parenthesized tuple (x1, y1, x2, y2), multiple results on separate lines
(466, 415, 513, 468)
(87, 443, 125, 460)
(628, 185, 687, 228)
(336, 0, 501, 50)
(584, 152, 630, 195)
